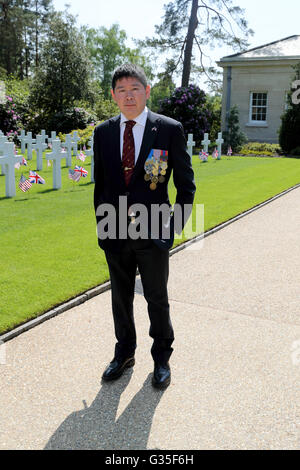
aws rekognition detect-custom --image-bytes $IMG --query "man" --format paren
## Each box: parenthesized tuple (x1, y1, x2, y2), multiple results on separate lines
(93, 64, 195, 389)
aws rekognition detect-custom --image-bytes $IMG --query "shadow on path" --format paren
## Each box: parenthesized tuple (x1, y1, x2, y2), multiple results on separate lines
(44, 370, 165, 450)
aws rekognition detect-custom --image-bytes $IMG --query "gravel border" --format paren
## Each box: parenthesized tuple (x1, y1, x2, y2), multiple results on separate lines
(1, 181, 300, 344)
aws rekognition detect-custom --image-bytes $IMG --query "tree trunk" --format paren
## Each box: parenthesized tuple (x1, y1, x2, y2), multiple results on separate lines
(181, 0, 198, 87)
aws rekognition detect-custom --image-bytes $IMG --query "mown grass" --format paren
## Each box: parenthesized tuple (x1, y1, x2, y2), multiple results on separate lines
(1, 153, 300, 334)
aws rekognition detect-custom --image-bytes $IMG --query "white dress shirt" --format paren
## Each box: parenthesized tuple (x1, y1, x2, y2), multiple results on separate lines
(120, 106, 148, 163)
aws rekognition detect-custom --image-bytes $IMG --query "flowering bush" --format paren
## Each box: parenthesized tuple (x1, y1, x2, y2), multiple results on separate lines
(158, 84, 211, 146)
(0, 95, 23, 141)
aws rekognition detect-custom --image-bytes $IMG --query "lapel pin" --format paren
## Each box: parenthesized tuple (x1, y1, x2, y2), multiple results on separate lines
(152, 127, 157, 132)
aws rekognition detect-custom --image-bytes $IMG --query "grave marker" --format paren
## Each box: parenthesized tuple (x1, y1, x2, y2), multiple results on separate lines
(46, 139, 67, 189)
(201, 133, 211, 154)
(216, 132, 224, 160)
(33, 135, 48, 171)
(0, 142, 22, 197)
(187, 134, 195, 160)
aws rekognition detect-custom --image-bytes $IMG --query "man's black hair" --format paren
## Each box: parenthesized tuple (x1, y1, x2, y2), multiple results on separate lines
(111, 63, 148, 90)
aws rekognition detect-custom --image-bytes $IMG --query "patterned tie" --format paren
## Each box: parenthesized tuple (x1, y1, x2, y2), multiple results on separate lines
(122, 120, 136, 186)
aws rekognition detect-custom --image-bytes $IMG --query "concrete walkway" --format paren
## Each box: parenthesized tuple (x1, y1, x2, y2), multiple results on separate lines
(1, 188, 300, 450)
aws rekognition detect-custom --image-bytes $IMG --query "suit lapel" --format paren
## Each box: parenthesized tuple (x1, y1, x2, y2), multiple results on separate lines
(109, 115, 126, 187)
(128, 111, 161, 188)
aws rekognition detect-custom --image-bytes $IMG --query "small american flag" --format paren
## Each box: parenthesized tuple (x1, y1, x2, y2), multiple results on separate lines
(29, 170, 45, 184)
(18, 174, 32, 192)
(199, 151, 208, 161)
(21, 157, 28, 166)
(74, 165, 88, 177)
(68, 169, 81, 182)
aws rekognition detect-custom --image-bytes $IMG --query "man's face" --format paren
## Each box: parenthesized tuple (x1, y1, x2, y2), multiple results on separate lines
(111, 76, 151, 119)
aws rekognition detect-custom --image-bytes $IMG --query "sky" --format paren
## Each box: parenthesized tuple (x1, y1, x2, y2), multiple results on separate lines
(52, 0, 300, 88)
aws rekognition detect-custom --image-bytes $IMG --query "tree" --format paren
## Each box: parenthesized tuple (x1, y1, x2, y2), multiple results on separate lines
(139, 0, 253, 88)
(29, 11, 95, 115)
(83, 24, 154, 99)
(0, 0, 53, 78)
(279, 63, 300, 154)
(222, 105, 247, 153)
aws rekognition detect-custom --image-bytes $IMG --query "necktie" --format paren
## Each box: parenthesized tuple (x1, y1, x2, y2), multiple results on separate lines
(122, 120, 136, 186)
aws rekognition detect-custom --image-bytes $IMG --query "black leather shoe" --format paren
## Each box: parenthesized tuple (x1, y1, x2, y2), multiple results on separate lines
(102, 356, 135, 381)
(152, 362, 171, 389)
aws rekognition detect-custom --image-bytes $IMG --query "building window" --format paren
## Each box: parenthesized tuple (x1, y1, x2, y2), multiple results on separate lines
(249, 92, 268, 123)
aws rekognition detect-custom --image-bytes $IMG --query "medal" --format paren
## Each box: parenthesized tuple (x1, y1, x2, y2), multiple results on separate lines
(144, 149, 168, 190)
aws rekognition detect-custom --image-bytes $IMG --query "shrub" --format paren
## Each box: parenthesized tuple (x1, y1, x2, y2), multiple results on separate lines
(0, 94, 23, 141)
(279, 63, 300, 154)
(239, 142, 281, 156)
(223, 105, 247, 153)
(158, 84, 211, 146)
(58, 124, 98, 149)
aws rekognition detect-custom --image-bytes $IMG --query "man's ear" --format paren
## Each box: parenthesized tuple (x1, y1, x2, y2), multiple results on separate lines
(146, 84, 151, 100)
(111, 89, 116, 102)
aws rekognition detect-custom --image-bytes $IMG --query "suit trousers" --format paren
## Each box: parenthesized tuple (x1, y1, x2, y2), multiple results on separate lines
(104, 238, 174, 364)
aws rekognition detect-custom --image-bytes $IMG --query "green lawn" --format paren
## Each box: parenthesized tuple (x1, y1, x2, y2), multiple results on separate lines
(1, 154, 300, 334)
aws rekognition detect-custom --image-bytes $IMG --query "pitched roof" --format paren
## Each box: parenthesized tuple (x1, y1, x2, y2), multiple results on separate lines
(219, 35, 300, 62)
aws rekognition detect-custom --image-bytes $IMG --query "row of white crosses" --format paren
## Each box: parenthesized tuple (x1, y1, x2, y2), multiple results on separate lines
(0, 129, 94, 197)
(186, 132, 224, 158)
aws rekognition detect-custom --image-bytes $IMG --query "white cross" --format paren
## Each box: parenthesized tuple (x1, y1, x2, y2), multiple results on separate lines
(201, 133, 211, 153)
(84, 134, 94, 183)
(19, 130, 26, 154)
(216, 132, 224, 160)
(0, 135, 8, 175)
(46, 139, 67, 189)
(187, 133, 195, 159)
(0, 142, 22, 197)
(33, 135, 48, 171)
(48, 131, 57, 147)
(40, 130, 48, 145)
(71, 131, 80, 156)
(63, 134, 73, 167)
(24, 132, 35, 160)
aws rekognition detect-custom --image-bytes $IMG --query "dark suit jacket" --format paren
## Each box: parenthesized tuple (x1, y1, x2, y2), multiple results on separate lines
(93, 109, 196, 253)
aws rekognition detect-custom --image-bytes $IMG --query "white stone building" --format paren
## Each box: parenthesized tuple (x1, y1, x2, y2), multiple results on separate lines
(217, 35, 300, 143)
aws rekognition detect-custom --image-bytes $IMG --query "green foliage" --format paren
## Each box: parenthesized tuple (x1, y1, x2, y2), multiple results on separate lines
(148, 75, 176, 112)
(138, 0, 253, 87)
(279, 63, 300, 154)
(94, 91, 119, 121)
(223, 105, 247, 152)
(0, 0, 53, 78)
(82, 24, 154, 99)
(240, 142, 281, 156)
(58, 125, 97, 148)
(205, 93, 222, 141)
(29, 11, 96, 121)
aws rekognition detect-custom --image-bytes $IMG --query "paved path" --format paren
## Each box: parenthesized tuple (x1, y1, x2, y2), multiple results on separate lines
(1, 188, 300, 450)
